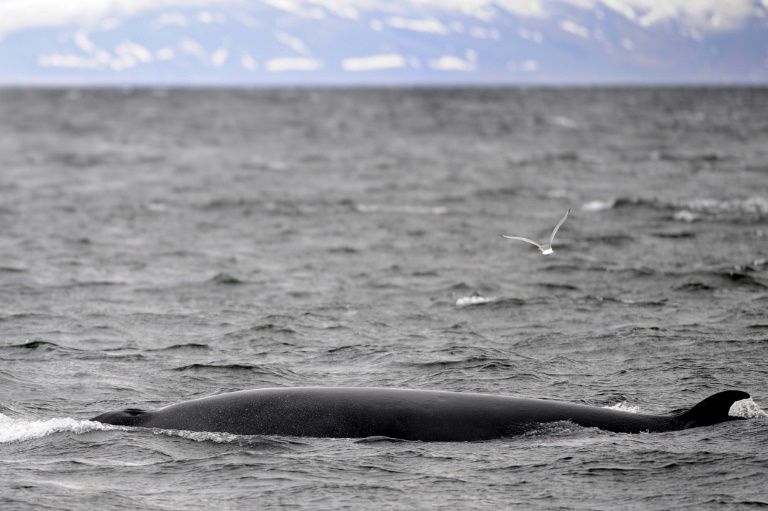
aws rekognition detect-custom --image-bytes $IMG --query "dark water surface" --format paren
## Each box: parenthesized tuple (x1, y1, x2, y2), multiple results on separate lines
(1, 88, 767, 509)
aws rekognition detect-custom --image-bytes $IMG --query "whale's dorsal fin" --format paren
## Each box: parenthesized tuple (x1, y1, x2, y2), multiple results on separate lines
(677, 390, 750, 428)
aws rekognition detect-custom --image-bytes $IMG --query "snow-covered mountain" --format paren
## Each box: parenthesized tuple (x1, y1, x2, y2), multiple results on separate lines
(1, 0, 767, 85)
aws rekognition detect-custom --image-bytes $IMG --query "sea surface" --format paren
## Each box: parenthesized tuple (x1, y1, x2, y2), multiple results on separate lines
(1, 87, 767, 510)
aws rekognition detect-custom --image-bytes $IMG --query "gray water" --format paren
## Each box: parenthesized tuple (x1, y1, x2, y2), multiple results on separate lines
(1, 87, 767, 510)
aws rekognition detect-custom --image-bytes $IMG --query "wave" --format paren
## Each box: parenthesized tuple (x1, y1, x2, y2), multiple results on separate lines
(1, 340, 65, 351)
(171, 364, 298, 380)
(673, 267, 767, 291)
(506, 151, 581, 167)
(353, 203, 448, 216)
(447, 282, 477, 294)
(537, 282, 579, 291)
(673, 197, 768, 222)
(0, 340, 80, 355)
(675, 282, 716, 292)
(397, 353, 514, 373)
(650, 230, 696, 239)
(147, 343, 211, 352)
(655, 151, 726, 163)
(172, 363, 292, 374)
(474, 186, 520, 199)
(220, 323, 298, 341)
(0, 266, 27, 273)
(354, 436, 410, 444)
(565, 264, 766, 293)
(237, 323, 296, 334)
(580, 197, 656, 212)
(618, 297, 669, 307)
(485, 297, 528, 309)
(580, 233, 635, 246)
(0, 413, 106, 444)
(455, 293, 497, 307)
(581, 196, 768, 222)
(208, 272, 244, 285)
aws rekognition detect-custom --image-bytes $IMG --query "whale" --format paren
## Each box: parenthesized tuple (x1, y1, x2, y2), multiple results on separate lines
(90, 387, 749, 441)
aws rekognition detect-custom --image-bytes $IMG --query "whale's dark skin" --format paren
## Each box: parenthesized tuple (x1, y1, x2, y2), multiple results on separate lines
(91, 387, 749, 441)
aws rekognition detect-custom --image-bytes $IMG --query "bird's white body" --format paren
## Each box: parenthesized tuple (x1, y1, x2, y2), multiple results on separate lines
(501, 209, 570, 256)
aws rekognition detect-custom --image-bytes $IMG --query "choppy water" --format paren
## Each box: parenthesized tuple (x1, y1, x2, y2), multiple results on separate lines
(1, 87, 767, 509)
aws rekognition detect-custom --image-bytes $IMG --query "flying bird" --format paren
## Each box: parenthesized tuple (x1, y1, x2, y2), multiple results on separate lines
(501, 209, 570, 255)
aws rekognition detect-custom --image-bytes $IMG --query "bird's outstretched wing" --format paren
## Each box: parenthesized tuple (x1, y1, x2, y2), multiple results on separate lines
(549, 208, 570, 245)
(500, 235, 543, 249)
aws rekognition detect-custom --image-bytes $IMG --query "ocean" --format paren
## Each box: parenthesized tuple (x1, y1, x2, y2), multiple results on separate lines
(1, 87, 767, 509)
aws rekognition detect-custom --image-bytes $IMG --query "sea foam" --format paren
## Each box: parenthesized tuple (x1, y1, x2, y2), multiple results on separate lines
(604, 398, 767, 419)
(604, 402, 641, 413)
(0, 413, 107, 444)
(729, 398, 767, 419)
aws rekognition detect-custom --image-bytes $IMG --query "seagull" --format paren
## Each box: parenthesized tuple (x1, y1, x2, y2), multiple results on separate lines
(501, 209, 570, 255)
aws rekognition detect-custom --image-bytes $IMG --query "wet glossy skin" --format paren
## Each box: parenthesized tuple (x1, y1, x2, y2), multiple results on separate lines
(91, 387, 748, 441)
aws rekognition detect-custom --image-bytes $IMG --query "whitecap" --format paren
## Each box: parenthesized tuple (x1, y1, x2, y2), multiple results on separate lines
(456, 295, 496, 307)
(549, 116, 579, 129)
(355, 204, 447, 215)
(673, 210, 699, 222)
(678, 197, 768, 219)
(581, 199, 616, 212)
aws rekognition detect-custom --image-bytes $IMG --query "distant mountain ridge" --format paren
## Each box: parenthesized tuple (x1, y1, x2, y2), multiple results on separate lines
(1, 0, 767, 84)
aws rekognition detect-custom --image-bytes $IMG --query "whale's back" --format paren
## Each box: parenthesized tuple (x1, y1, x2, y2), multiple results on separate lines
(91, 387, 750, 441)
